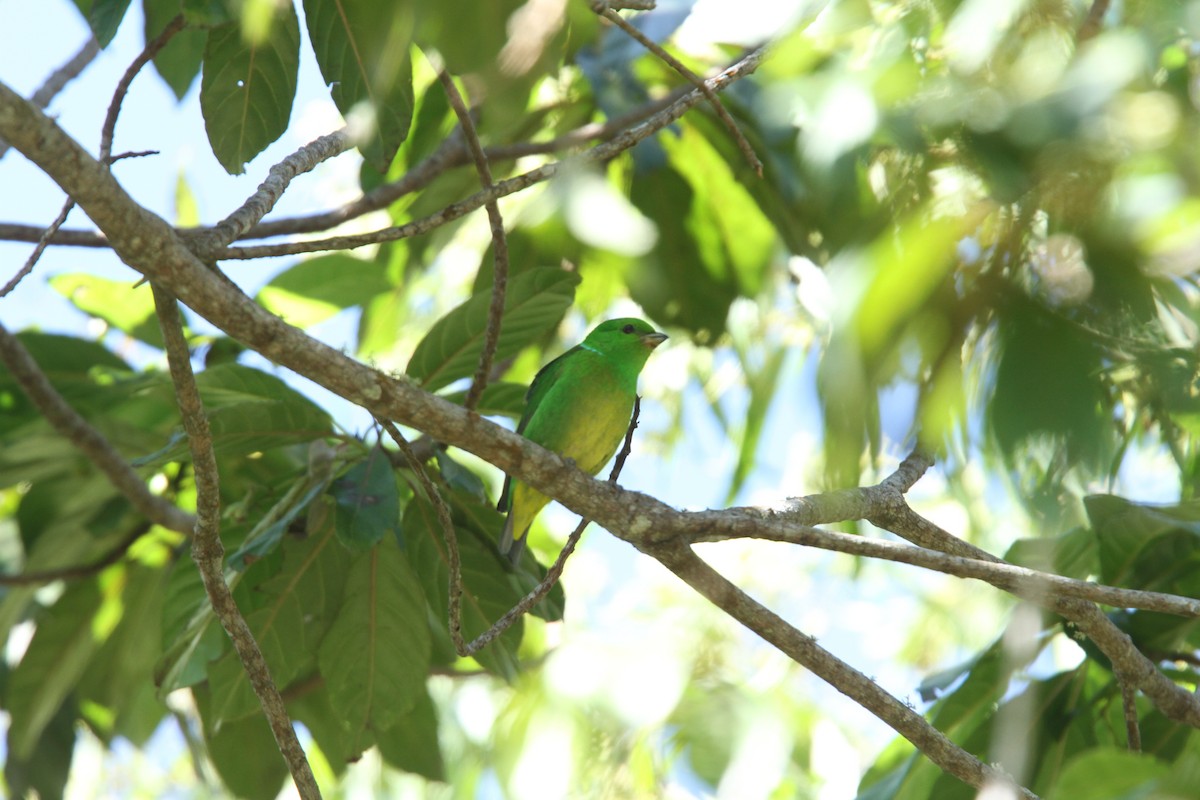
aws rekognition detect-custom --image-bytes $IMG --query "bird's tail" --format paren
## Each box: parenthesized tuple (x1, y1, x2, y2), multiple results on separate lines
(498, 512, 527, 566)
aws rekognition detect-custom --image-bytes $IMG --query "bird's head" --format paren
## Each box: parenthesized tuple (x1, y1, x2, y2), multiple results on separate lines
(582, 318, 668, 360)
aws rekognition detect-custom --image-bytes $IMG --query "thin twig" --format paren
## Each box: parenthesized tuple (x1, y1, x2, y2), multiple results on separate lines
(0, 37, 99, 160)
(740, 525, 1200, 618)
(0, 197, 74, 297)
(0, 321, 196, 534)
(99, 14, 185, 162)
(594, 3, 762, 176)
(194, 129, 352, 252)
(0, 525, 149, 586)
(1118, 671, 1142, 751)
(377, 418, 466, 652)
(217, 44, 768, 259)
(151, 285, 321, 800)
(437, 71, 510, 413)
(1077, 0, 1110, 43)
(646, 539, 1038, 799)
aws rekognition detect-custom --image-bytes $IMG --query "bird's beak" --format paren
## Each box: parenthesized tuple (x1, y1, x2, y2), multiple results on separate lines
(641, 331, 668, 349)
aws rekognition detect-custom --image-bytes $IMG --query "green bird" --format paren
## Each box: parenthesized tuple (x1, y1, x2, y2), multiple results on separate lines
(497, 318, 668, 564)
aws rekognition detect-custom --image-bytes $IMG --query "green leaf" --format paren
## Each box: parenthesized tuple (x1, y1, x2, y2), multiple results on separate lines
(1046, 747, 1170, 799)
(403, 494, 524, 678)
(989, 304, 1110, 466)
(6, 580, 109, 759)
(155, 558, 227, 693)
(256, 254, 394, 327)
(406, 267, 580, 392)
(1004, 527, 1099, 580)
(210, 525, 353, 722)
(375, 687, 445, 781)
(5, 695, 76, 800)
(318, 537, 431, 752)
(413, 0, 523, 75)
(196, 684, 289, 800)
(435, 450, 487, 503)
(137, 364, 333, 466)
(49, 273, 163, 348)
(145, 0, 206, 99)
(1085, 494, 1200, 589)
(302, 0, 415, 171)
(89, 0, 133, 46)
(200, 6, 300, 174)
(629, 166, 736, 338)
(331, 448, 402, 550)
(440, 381, 528, 418)
(228, 467, 336, 570)
(76, 565, 169, 745)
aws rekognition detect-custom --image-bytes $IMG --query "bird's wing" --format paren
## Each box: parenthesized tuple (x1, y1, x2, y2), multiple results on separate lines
(497, 344, 580, 512)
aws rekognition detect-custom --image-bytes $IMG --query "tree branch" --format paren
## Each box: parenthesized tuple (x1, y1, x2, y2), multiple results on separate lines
(215, 44, 768, 259)
(5, 63, 1197, 791)
(645, 538, 1037, 799)
(150, 284, 322, 800)
(436, 71, 509, 413)
(593, 2, 762, 175)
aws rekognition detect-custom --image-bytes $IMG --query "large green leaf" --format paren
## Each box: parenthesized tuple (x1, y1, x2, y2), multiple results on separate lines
(1046, 748, 1171, 799)
(6, 580, 109, 759)
(4, 695, 76, 800)
(413, 0, 523, 75)
(208, 524, 353, 722)
(318, 537, 431, 753)
(200, 6, 300, 174)
(76, 564, 170, 745)
(406, 267, 580, 392)
(302, 0, 415, 171)
(256, 254, 394, 327)
(49, 273, 163, 348)
(135, 364, 333, 466)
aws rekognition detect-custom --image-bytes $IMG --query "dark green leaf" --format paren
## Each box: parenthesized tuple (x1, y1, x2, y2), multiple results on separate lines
(6, 581, 108, 759)
(200, 7, 300, 174)
(331, 448, 402, 550)
(302, 0, 415, 171)
(435, 450, 487, 503)
(196, 684, 289, 800)
(440, 381, 528, 418)
(406, 267, 580, 392)
(318, 537, 431, 753)
(90, 0, 133, 46)
(5, 695, 76, 800)
(375, 687, 445, 781)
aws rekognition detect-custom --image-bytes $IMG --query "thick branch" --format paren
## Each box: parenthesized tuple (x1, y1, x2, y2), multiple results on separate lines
(151, 285, 321, 800)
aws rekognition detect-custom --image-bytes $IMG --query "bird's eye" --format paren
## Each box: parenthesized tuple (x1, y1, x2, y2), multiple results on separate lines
(622, 324, 635, 334)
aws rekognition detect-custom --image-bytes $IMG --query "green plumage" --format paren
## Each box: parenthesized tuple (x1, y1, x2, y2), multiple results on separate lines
(497, 318, 667, 564)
